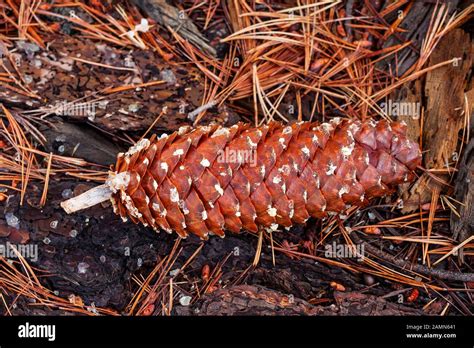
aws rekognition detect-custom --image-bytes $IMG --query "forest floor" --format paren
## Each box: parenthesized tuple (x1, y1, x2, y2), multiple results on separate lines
(0, 0, 473, 316)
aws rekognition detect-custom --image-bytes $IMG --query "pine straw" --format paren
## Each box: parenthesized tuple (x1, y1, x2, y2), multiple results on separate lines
(0, 249, 117, 315)
(0, 0, 473, 315)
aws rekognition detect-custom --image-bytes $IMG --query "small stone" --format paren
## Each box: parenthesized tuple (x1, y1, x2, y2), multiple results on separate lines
(124, 56, 135, 68)
(5, 212, 20, 229)
(62, 189, 73, 199)
(43, 237, 51, 245)
(363, 274, 375, 286)
(137, 258, 143, 267)
(179, 296, 192, 306)
(77, 262, 89, 274)
(160, 69, 177, 85)
(128, 103, 141, 113)
(24, 75, 33, 84)
(16, 41, 40, 54)
(169, 269, 180, 277)
(69, 229, 78, 238)
(99, 255, 106, 263)
(50, 220, 59, 229)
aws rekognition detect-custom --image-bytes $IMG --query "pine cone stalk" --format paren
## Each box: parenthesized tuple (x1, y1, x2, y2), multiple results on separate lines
(62, 118, 421, 239)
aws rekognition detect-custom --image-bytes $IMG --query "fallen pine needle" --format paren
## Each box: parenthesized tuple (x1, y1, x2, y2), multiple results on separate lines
(39, 152, 52, 207)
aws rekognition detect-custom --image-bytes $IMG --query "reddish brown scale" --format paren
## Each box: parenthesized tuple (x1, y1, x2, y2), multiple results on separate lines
(110, 119, 421, 239)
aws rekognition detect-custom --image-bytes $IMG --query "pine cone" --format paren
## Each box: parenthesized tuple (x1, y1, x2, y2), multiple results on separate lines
(106, 118, 421, 239)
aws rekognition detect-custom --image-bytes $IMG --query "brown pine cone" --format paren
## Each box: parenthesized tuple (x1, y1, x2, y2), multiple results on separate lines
(106, 118, 421, 239)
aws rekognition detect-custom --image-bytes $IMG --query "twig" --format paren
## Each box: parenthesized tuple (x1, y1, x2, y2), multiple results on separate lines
(352, 234, 474, 282)
(132, 0, 216, 57)
(60, 184, 112, 214)
(187, 100, 216, 121)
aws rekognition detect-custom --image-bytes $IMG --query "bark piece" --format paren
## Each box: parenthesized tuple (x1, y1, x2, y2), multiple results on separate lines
(389, 81, 422, 142)
(132, 0, 216, 57)
(332, 291, 424, 316)
(450, 112, 474, 260)
(422, 29, 471, 170)
(178, 285, 425, 316)
(42, 122, 124, 165)
(402, 29, 472, 212)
